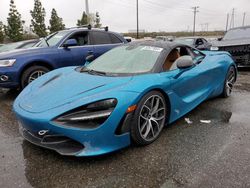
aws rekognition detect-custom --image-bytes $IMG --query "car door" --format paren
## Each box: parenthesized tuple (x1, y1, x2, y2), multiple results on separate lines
(90, 31, 123, 59)
(58, 31, 94, 67)
(162, 46, 213, 120)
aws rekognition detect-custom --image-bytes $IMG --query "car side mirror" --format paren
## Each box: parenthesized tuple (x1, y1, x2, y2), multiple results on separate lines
(85, 55, 95, 65)
(126, 38, 132, 42)
(62, 39, 77, 48)
(217, 37, 223, 41)
(176, 56, 194, 69)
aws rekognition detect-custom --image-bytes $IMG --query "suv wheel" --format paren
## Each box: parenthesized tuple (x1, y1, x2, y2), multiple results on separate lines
(21, 66, 49, 89)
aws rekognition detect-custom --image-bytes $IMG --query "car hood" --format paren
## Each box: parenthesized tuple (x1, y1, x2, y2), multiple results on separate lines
(0, 47, 52, 59)
(18, 67, 133, 113)
(212, 38, 250, 47)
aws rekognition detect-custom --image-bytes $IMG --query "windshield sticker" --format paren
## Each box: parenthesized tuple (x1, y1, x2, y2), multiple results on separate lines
(141, 46, 163, 52)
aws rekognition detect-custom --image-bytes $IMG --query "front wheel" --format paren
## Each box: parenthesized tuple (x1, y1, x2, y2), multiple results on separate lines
(21, 66, 49, 89)
(131, 91, 167, 146)
(222, 66, 236, 98)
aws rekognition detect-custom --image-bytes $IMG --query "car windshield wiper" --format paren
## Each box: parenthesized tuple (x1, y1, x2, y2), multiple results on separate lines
(80, 68, 106, 76)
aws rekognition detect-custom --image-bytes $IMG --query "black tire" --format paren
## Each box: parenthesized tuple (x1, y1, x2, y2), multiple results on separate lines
(222, 66, 236, 98)
(21, 65, 50, 89)
(131, 91, 167, 146)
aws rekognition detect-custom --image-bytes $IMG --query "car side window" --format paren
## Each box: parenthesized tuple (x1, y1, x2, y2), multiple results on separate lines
(162, 47, 192, 71)
(109, 34, 122, 44)
(67, 31, 89, 46)
(202, 38, 207, 44)
(188, 47, 206, 64)
(91, 31, 112, 45)
(195, 38, 204, 45)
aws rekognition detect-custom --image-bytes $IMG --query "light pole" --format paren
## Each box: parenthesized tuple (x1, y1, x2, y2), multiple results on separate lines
(192, 6, 199, 36)
(136, 0, 139, 39)
(85, 0, 89, 15)
(243, 12, 246, 26)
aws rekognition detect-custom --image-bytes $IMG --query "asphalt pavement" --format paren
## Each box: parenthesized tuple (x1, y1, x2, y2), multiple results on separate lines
(0, 71, 250, 188)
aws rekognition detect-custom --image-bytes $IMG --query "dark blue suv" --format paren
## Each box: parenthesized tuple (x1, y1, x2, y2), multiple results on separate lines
(0, 26, 126, 89)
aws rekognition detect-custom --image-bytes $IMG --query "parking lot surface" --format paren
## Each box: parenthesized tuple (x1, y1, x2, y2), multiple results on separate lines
(0, 71, 250, 188)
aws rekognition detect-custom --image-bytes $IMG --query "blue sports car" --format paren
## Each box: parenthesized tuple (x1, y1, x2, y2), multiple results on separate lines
(14, 41, 237, 157)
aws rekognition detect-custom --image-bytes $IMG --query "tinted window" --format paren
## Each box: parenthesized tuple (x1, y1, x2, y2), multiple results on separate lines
(110, 34, 122, 43)
(67, 31, 89, 46)
(92, 31, 111, 45)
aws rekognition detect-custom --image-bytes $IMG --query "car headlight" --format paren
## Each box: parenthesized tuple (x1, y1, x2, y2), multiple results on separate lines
(210, 46, 219, 51)
(0, 59, 16, 67)
(54, 99, 117, 128)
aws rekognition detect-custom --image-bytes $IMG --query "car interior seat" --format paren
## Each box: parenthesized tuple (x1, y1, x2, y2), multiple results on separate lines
(163, 49, 180, 71)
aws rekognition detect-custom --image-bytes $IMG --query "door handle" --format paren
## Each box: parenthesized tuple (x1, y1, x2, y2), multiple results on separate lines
(88, 50, 94, 54)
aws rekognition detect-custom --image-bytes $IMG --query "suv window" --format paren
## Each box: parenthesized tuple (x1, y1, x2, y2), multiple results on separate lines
(110, 34, 122, 43)
(67, 31, 89, 46)
(91, 31, 112, 45)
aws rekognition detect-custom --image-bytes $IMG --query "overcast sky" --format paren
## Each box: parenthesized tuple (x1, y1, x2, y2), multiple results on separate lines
(0, 0, 250, 33)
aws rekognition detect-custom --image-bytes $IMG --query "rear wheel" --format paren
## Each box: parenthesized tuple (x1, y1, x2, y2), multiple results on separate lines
(131, 91, 167, 145)
(222, 66, 236, 98)
(21, 65, 49, 89)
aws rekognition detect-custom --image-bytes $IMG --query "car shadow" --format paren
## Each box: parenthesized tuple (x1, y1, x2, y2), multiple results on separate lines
(0, 88, 20, 101)
(238, 67, 250, 72)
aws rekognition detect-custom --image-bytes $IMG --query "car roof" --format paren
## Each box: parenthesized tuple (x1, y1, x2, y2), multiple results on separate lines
(228, 25, 250, 31)
(63, 27, 120, 35)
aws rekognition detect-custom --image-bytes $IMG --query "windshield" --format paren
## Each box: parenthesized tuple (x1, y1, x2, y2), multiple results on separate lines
(85, 45, 163, 75)
(175, 38, 194, 45)
(35, 30, 70, 47)
(0, 42, 24, 53)
(224, 27, 250, 40)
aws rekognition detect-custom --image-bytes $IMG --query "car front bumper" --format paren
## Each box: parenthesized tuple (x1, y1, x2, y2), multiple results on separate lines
(13, 94, 140, 156)
(0, 67, 20, 88)
(19, 125, 85, 156)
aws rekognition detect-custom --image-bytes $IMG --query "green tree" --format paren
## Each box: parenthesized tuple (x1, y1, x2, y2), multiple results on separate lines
(48, 8, 65, 33)
(0, 21, 5, 43)
(5, 0, 23, 42)
(30, 0, 47, 37)
(94, 12, 102, 28)
(77, 11, 89, 26)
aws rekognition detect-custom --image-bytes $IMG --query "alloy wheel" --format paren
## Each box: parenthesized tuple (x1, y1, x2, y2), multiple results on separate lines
(28, 70, 46, 84)
(226, 67, 236, 96)
(138, 95, 166, 142)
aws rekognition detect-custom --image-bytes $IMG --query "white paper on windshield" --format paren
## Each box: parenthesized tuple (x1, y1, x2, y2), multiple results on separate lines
(141, 46, 163, 52)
